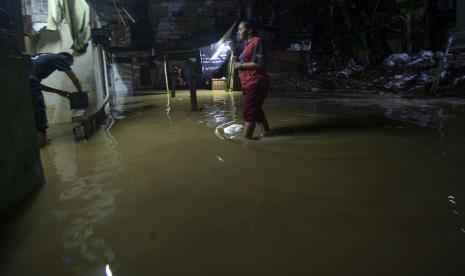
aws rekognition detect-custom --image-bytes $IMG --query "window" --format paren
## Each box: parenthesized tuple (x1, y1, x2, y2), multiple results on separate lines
(31, 0, 48, 23)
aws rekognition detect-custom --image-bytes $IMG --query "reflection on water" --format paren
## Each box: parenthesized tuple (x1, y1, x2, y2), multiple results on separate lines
(166, 92, 172, 120)
(2, 90, 465, 276)
(202, 92, 241, 140)
(48, 122, 126, 276)
(207, 92, 465, 143)
(222, 124, 244, 139)
(447, 193, 465, 236)
(106, 264, 114, 276)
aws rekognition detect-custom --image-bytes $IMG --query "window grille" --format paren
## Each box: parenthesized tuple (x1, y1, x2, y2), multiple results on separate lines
(31, 0, 48, 23)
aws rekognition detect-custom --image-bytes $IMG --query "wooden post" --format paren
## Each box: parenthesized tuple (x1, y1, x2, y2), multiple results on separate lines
(170, 68, 176, 98)
(131, 57, 135, 91)
(431, 36, 455, 96)
(187, 59, 198, 111)
(227, 53, 235, 92)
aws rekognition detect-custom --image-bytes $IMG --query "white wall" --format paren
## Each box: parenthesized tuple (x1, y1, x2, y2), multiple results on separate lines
(34, 24, 107, 124)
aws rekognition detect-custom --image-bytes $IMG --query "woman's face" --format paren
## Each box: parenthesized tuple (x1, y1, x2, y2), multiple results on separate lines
(237, 23, 249, 41)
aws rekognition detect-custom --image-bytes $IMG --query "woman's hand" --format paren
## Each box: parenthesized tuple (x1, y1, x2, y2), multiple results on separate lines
(234, 62, 263, 71)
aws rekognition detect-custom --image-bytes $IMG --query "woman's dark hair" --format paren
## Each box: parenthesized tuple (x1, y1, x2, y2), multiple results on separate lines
(59, 52, 74, 64)
(239, 20, 258, 36)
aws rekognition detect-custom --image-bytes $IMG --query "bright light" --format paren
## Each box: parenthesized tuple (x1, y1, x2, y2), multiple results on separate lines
(211, 43, 231, 60)
(106, 264, 113, 276)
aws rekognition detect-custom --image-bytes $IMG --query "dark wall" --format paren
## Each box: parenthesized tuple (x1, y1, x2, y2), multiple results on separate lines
(148, 0, 238, 50)
(146, 0, 316, 51)
(0, 0, 25, 52)
(131, 0, 152, 48)
(0, 55, 45, 216)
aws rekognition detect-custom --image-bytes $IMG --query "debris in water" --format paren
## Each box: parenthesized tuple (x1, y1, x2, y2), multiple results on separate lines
(270, 48, 465, 97)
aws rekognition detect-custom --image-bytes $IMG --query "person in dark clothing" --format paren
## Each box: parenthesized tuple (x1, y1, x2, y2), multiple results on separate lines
(29, 52, 83, 147)
(234, 20, 271, 139)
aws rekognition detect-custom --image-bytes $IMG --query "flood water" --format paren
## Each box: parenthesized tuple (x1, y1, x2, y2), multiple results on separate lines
(1, 90, 465, 276)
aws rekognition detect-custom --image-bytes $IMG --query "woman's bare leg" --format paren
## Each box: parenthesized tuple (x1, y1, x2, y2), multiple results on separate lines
(244, 122, 256, 139)
(258, 111, 271, 136)
(259, 116, 270, 133)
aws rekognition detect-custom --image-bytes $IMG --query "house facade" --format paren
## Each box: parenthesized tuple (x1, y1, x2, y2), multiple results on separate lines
(22, 0, 113, 124)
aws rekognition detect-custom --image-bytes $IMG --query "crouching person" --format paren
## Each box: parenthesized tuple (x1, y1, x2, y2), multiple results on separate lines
(29, 52, 83, 147)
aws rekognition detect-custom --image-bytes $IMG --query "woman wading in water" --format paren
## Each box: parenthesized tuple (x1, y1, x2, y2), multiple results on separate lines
(234, 20, 272, 139)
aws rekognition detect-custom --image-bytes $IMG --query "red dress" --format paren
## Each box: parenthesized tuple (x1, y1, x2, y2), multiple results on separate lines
(239, 37, 270, 123)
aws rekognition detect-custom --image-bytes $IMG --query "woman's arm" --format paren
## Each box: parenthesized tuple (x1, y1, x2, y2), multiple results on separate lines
(64, 70, 83, 92)
(41, 84, 70, 98)
(233, 39, 266, 71)
(234, 61, 264, 70)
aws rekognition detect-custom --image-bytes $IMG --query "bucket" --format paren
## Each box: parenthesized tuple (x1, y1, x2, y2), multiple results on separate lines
(69, 91, 89, 109)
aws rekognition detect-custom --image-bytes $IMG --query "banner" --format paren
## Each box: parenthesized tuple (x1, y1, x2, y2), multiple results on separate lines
(199, 22, 236, 79)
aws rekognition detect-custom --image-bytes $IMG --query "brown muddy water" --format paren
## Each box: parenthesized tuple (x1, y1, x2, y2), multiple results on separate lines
(1, 90, 465, 276)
